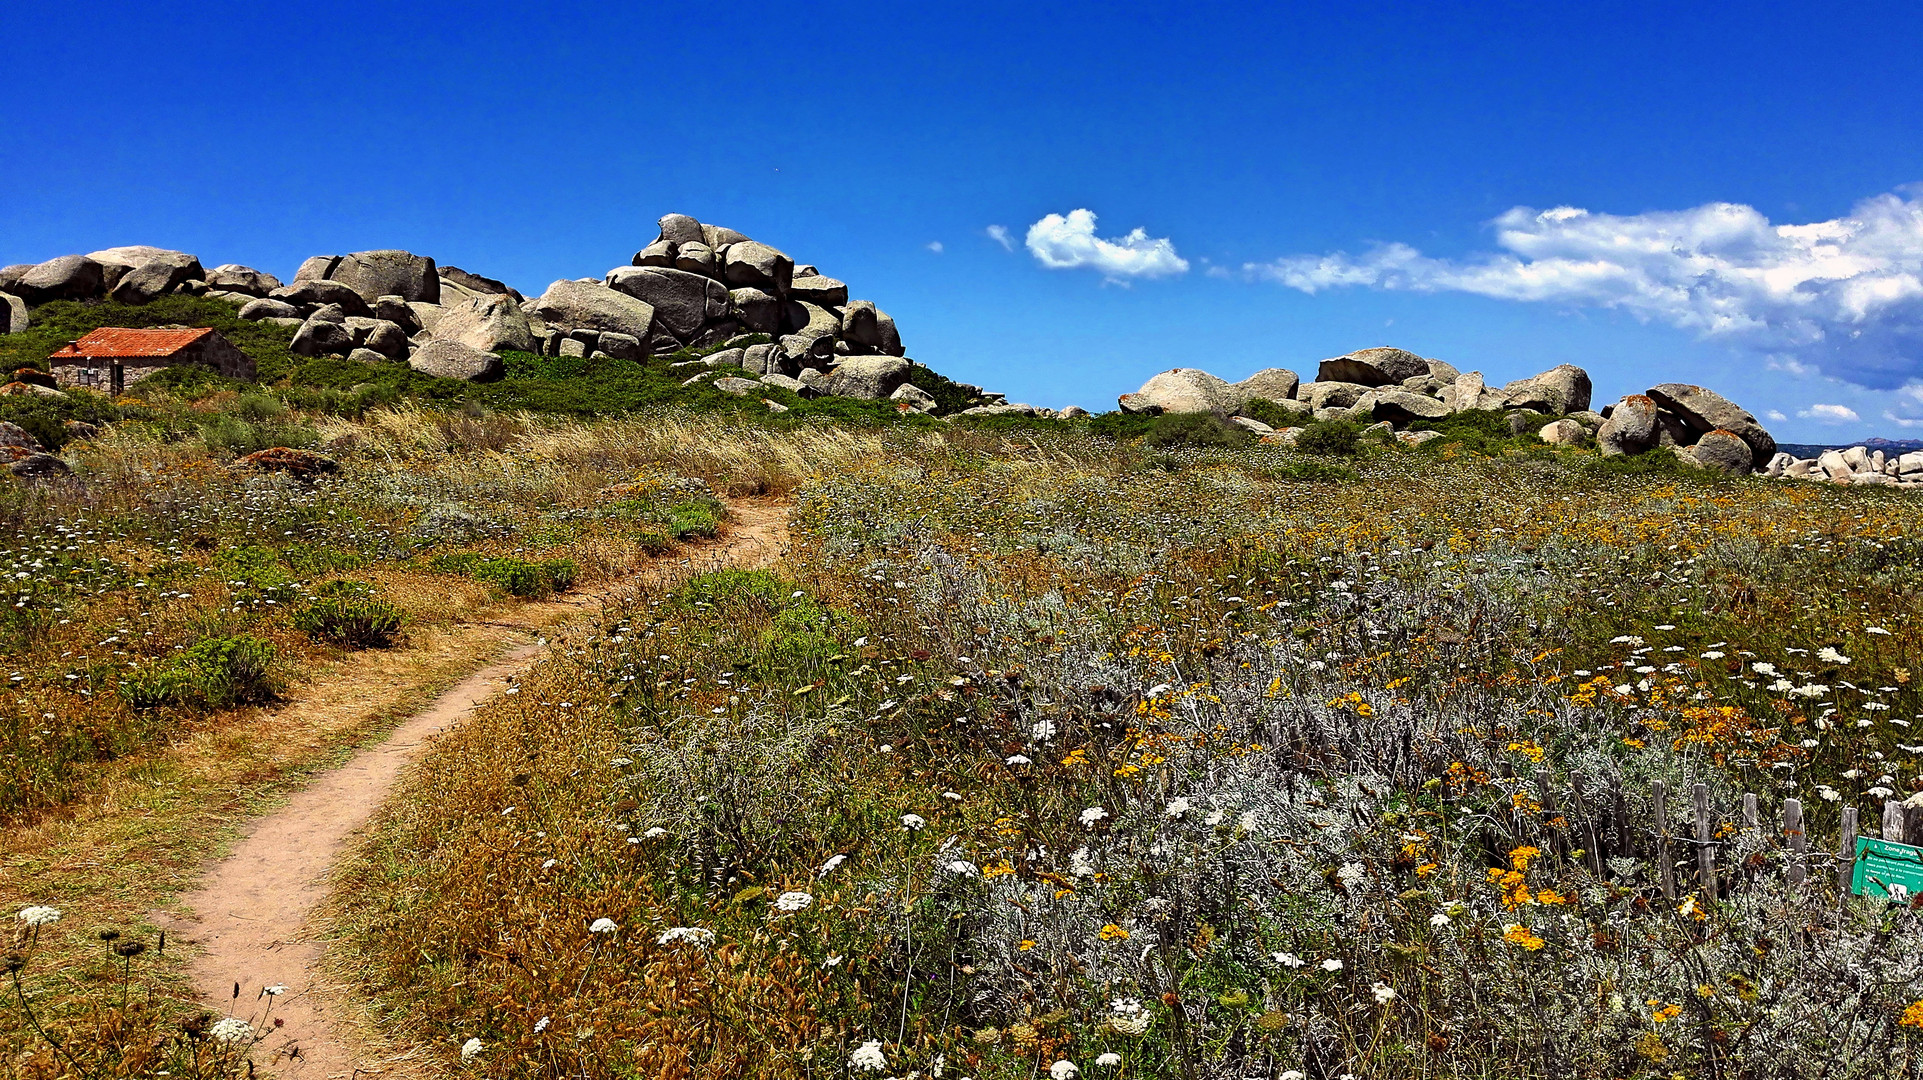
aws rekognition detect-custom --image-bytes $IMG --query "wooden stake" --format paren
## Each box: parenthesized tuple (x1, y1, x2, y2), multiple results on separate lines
(1839, 806, 1859, 899)
(1884, 799, 1905, 844)
(1783, 798, 1807, 888)
(1693, 783, 1716, 900)
(1653, 781, 1675, 900)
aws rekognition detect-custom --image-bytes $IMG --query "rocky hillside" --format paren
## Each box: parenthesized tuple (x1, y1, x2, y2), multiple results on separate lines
(1112, 347, 1923, 483)
(0, 215, 1012, 413)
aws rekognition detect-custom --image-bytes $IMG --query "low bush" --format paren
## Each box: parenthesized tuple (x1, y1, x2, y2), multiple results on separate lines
(119, 634, 280, 710)
(1144, 412, 1251, 449)
(1238, 398, 1309, 430)
(292, 581, 404, 648)
(1294, 418, 1363, 456)
(431, 554, 579, 598)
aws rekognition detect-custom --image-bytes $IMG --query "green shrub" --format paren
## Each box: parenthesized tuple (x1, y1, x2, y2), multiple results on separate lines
(1142, 412, 1251, 449)
(1579, 448, 1691, 477)
(293, 581, 404, 647)
(198, 414, 320, 455)
(1238, 399, 1309, 430)
(119, 634, 280, 710)
(665, 498, 724, 541)
(1294, 420, 1362, 456)
(432, 554, 579, 598)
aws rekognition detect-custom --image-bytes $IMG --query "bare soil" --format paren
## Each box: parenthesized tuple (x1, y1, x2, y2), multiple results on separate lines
(158, 499, 790, 1079)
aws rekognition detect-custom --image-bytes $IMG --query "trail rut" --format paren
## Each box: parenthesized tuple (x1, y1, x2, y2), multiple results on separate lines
(161, 499, 790, 1079)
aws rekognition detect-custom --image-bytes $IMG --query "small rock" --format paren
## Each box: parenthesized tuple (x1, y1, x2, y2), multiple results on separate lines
(409, 340, 503, 381)
(1231, 416, 1276, 435)
(713, 377, 764, 396)
(9, 453, 70, 480)
(232, 447, 340, 479)
(1538, 418, 1588, 445)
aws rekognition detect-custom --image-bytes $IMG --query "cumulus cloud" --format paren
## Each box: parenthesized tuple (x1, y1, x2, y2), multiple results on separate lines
(925, 241, 943, 254)
(1247, 187, 1923, 389)
(1765, 409, 1789, 421)
(1799, 403, 1862, 423)
(1026, 209, 1189, 281)
(986, 225, 1013, 251)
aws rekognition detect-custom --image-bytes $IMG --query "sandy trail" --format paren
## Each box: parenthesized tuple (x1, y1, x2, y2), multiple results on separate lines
(161, 499, 790, 1079)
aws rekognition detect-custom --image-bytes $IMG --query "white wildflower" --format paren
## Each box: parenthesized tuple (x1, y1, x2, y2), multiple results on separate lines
(1319, 958, 1343, 972)
(1095, 1053, 1122, 1067)
(773, 891, 813, 912)
(656, 927, 715, 947)
(460, 1037, 483, 1064)
(849, 1040, 888, 1071)
(1868, 626, 1892, 635)
(901, 814, 927, 831)
(1335, 862, 1366, 890)
(209, 1018, 252, 1045)
(1271, 951, 1305, 967)
(819, 854, 848, 877)
(1372, 981, 1396, 1004)
(942, 791, 963, 801)
(1818, 647, 1852, 665)
(18, 906, 61, 927)
(1701, 651, 1725, 660)
(1791, 683, 1831, 698)
(1204, 810, 1225, 826)
(643, 827, 668, 838)
(589, 918, 618, 934)
(1111, 997, 1143, 1015)
(946, 860, 980, 877)
(1752, 662, 1779, 676)
(1080, 806, 1109, 827)
(1050, 1061, 1079, 1080)
(1430, 912, 1451, 927)
(533, 1016, 550, 1033)
(1032, 718, 1057, 741)
(1005, 754, 1032, 766)
(1165, 797, 1192, 819)
(1238, 810, 1259, 831)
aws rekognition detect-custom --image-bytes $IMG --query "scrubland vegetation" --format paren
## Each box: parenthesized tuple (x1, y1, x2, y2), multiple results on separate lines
(4, 383, 1921, 1079)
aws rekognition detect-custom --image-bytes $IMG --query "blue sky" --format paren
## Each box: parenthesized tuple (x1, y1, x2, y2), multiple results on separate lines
(7, 1, 1923, 439)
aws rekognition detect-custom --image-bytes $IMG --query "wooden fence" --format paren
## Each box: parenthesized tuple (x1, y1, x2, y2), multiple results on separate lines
(1499, 769, 1912, 902)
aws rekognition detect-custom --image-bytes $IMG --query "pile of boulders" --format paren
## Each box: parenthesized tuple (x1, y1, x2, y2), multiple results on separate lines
(1118, 347, 1799, 475)
(0, 217, 1011, 412)
(1767, 445, 1923, 487)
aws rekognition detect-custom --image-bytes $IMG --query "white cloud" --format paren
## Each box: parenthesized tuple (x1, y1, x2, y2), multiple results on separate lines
(1765, 409, 1788, 421)
(1798, 403, 1861, 423)
(1025, 209, 1189, 281)
(986, 225, 1013, 252)
(1247, 186, 1923, 389)
(925, 241, 943, 254)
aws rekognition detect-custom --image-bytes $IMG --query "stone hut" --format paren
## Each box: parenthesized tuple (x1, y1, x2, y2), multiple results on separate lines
(47, 327, 254, 392)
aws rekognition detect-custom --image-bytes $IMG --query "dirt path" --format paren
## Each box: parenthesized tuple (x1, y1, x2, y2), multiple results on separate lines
(161, 499, 790, 1080)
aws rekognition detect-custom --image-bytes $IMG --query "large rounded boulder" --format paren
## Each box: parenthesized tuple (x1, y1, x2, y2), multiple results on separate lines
(1645, 383, 1776, 467)
(1118, 368, 1244, 414)
(1315, 347, 1430, 386)
(529, 280, 658, 342)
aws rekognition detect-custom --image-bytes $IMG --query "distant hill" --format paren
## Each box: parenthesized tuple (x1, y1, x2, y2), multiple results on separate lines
(1780, 438, 1923, 458)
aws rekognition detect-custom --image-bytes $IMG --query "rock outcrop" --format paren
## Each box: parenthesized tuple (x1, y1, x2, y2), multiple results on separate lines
(1115, 349, 1804, 477)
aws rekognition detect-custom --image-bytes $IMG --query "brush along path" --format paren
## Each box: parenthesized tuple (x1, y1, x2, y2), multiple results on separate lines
(164, 498, 790, 1080)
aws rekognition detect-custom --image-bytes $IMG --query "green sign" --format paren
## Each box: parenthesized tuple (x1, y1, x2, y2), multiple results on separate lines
(1850, 837, 1923, 900)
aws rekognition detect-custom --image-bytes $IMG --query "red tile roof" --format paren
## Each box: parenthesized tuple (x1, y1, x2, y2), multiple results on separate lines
(49, 327, 216, 360)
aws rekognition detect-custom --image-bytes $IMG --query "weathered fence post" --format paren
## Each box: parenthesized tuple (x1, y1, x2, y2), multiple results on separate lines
(1653, 781, 1676, 900)
(1743, 793, 1759, 831)
(1570, 772, 1604, 875)
(1783, 798, 1807, 888)
(1884, 799, 1905, 844)
(1693, 783, 1717, 900)
(1838, 806, 1859, 899)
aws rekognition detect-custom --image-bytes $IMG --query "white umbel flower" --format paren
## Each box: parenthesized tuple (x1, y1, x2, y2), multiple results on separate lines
(460, 1037, 483, 1063)
(1080, 806, 1109, 827)
(901, 814, 927, 831)
(588, 918, 618, 934)
(209, 1017, 252, 1044)
(773, 891, 813, 912)
(849, 1039, 888, 1071)
(656, 926, 715, 947)
(1050, 1061, 1080, 1080)
(1372, 981, 1397, 1004)
(18, 906, 61, 926)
